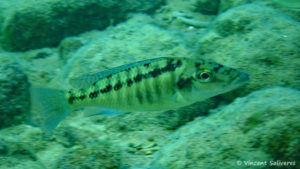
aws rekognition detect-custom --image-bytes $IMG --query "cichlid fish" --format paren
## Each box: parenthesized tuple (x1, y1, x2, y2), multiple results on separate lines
(31, 57, 249, 131)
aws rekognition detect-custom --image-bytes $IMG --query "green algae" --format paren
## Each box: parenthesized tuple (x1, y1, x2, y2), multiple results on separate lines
(272, 0, 300, 8)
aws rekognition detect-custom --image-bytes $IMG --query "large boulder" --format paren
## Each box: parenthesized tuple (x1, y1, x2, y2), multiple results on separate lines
(0, 0, 164, 51)
(0, 53, 30, 129)
(150, 87, 300, 169)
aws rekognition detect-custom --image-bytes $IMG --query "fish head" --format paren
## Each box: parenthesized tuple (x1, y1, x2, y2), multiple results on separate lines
(189, 59, 250, 97)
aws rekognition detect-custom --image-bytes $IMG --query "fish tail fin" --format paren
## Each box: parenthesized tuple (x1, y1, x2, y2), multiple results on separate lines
(30, 87, 71, 132)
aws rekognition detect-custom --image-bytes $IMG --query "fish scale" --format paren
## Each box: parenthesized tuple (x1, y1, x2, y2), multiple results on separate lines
(68, 58, 180, 111)
(31, 57, 250, 131)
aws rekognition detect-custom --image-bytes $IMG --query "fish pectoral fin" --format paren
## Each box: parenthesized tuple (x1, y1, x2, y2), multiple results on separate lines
(172, 91, 185, 103)
(84, 107, 125, 117)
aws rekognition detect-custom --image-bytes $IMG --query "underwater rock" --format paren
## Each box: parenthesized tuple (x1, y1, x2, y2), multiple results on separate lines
(17, 48, 63, 87)
(55, 140, 122, 169)
(58, 37, 87, 63)
(154, 0, 216, 31)
(150, 87, 300, 169)
(254, 0, 300, 22)
(0, 54, 30, 129)
(0, 123, 122, 168)
(156, 100, 216, 130)
(53, 110, 171, 168)
(197, 4, 300, 95)
(0, 125, 48, 169)
(193, 0, 220, 15)
(0, 0, 164, 51)
(219, 0, 300, 21)
(50, 117, 122, 168)
(219, 0, 249, 12)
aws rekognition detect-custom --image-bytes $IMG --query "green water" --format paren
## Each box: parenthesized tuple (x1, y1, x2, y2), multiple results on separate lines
(0, 0, 299, 169)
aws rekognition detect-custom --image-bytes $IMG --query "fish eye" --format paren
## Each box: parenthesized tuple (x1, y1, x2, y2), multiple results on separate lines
(196, 71, 212, 82)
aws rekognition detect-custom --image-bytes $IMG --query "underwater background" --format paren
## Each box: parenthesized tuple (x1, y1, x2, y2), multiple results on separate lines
(0, 0, 299, 168)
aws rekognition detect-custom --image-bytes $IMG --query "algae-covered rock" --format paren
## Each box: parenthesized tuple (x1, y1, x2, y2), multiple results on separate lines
(49, 105, 172, 168)
(56, 140, 122, 169)
(58, 37, 87, 63)
(219, 0, 250, 12)
(44, 116, 122, 168)
(217, 87, 300, 165)
(219, 0, 300, 21)
(0, 123, 122, 169)
(193, 0, 220, 15)
(17, 48, 64, 87)
(0, 125, 48, 169)
(0, 0, 164, 51)
(197, 4, 300, 95)
(154, 0, 215, 31)
(0, 53, 30, 129)
(150, 87, 300, 169)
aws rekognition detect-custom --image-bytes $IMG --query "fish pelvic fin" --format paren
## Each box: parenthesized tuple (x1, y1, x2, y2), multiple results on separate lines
(30, 87, 71, 132)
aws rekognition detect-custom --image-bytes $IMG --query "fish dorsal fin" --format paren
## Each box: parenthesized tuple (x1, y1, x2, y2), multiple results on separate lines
(69, 72, 107, 88)
(69, 57, 166, 88)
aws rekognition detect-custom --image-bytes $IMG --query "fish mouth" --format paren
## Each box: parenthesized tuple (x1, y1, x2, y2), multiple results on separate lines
(232, 72, 250, 87)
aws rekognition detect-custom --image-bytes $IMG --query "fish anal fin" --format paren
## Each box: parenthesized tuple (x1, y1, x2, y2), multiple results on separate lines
(84, 107, 125, 117)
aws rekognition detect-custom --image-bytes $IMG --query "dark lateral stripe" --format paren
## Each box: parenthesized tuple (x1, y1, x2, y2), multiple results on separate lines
(92, 58, 183, 95)
(127, 79, 133, 87)
(134, 74, 143, 83)
(89, 91, 99, 99)
(132, 59, 182, 83)
(68, 96, 75, 104)
(68, 94, 87, 104)
(68, 90, 75, 104)
(113, 81, 122, 90)
(125, 68, 131, 72)
(68, 89, 87, 104)
(161, 59, 180, 72)
(106, 74, 112, 79)
(144, 63, 150, 67)
(100, 84, 112, 93)
(79, 95, 86, 100)
(177, 77, 193, 89)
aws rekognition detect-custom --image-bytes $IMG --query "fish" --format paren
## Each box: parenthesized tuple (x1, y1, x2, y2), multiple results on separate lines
(31, 57, 249, 132)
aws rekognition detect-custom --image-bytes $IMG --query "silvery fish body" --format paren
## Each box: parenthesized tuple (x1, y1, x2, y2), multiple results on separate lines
(31, 57, 249, 131)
